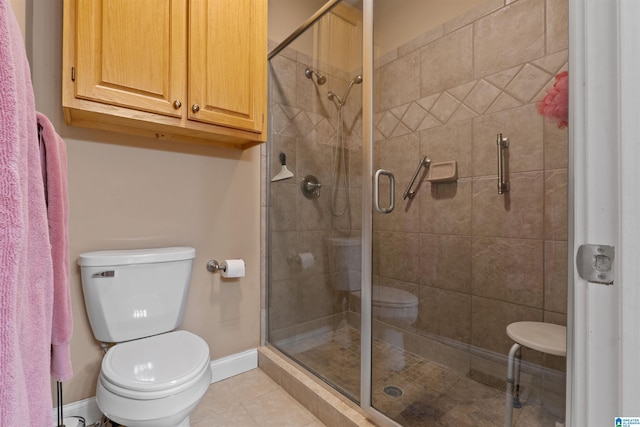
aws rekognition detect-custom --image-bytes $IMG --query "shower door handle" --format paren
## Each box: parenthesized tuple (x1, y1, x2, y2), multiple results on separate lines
(374, 169, 395, 213)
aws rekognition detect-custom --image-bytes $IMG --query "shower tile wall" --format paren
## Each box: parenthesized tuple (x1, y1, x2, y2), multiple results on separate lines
(267, 0, 567, 396)
(371, 0, 567, 380)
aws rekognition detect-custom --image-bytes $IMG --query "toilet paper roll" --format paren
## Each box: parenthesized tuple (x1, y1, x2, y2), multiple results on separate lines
(298, 252, 315, 269)
(222, 259, 245, 278)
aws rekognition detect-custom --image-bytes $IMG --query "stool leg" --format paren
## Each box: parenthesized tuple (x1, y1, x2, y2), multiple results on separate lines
(513, 348, 523, 408)
(505, 343, 521, 427)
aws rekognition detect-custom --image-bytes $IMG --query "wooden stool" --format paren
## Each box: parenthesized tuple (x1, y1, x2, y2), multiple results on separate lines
(504, 321, 567, 427)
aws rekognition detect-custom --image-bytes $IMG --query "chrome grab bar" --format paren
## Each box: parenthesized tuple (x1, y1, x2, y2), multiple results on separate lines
(374, 169, 395, 213)
(402, 156, 431, 200)
(497, 134, 510, 194)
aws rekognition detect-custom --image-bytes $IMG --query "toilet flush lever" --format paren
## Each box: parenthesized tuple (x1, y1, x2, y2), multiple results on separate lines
(94, 270, 115, 278)
(576, 244, 614, 285)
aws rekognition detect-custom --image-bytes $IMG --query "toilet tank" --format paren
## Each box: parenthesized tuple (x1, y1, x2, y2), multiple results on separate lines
(325, 236, 362, 291)
(78, 247, 196, 343)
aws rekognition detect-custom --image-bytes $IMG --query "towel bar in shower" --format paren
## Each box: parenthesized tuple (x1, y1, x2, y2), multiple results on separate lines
(402, 155, 431, 200)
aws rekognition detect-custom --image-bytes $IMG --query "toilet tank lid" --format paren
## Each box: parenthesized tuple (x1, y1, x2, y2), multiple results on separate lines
(78, 247, 195, 267)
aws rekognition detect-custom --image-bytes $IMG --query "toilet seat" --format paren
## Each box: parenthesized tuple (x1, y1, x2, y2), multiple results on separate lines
(101, 330, 210, 400)
(371, 286, 418, 309)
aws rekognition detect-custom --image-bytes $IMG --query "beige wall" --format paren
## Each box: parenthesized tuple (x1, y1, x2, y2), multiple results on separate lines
(267, 0, 487, 56)
(268, 0, 327, 45)
(373, 0, 487, 55)
(8, 0, 25, 41)
(29, 1, 261, 404)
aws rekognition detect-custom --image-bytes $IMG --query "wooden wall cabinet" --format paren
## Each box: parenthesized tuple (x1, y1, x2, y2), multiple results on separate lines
(62, 0, 267, 149)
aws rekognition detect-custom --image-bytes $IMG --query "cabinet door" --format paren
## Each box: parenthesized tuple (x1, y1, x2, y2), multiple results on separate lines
(315, 3, 362, 76)
(188, 0, 267, 133)
(75, 0, 186, 118)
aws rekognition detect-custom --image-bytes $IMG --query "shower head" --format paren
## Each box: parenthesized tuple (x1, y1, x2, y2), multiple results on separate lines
(304, 67, 327, 85)
(328, 75, 363, 108)
(316, 74, 327, 85)
(327, 90, 343, 106)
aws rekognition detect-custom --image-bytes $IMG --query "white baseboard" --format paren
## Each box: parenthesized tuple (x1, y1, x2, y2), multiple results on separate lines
(51, 397, 101, 427)
(52, 348, 258, 426)
(209, 348, 258, 383)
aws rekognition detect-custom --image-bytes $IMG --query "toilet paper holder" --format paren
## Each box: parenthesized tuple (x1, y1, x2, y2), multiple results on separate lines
(288, 252, 315, 270)
(287, 253, 316, 263)
(206, 260, 226, 273)
(206, 259, 246, 278)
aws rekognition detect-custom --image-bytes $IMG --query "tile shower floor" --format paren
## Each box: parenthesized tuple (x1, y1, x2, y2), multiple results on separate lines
(278, 326, 562, 427)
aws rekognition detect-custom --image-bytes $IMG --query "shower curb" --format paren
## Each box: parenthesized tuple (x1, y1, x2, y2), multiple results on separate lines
(258, 346, 377, 427)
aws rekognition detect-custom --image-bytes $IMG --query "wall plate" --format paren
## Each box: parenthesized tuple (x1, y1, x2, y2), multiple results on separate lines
(576, 244, 614, 285)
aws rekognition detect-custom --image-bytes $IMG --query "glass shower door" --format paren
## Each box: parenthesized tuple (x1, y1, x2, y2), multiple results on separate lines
(267, 0, 365, 402)
(369, 0, 569, 425)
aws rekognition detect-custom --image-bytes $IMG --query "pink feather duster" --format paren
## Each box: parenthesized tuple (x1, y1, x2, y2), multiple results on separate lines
(538, 71, 568, 129)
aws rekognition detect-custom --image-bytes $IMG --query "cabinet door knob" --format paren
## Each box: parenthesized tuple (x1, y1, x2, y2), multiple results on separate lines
(173, 100, 182, 109)
(192, 104, 200, 113)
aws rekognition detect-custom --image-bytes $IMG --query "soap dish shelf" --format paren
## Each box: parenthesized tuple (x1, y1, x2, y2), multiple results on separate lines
(426, 161, 457, 183)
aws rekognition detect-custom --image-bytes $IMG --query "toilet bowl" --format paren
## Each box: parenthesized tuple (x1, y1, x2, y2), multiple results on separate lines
(326, 236, 419, 325)
(353, 285, 419, 325)
(96, 331, 211, 427)
(357, 286, 418, 370)
(325, 236, 419, 371)
(370, 285, 419, 325)
(79, 247, 211, 427)
(350, 285, 418, 371)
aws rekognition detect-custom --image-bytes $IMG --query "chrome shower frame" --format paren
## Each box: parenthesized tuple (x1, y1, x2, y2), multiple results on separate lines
(267, 0, 389, 424)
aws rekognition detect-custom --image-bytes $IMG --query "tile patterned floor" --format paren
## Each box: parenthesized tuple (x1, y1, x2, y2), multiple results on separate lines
(191, 368, 325, 427)
(278, 326, 564, 427)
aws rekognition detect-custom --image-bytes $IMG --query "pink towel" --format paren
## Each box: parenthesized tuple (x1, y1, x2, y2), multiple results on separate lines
(0, 1, 56, 425)
(38, 112, 73, 382)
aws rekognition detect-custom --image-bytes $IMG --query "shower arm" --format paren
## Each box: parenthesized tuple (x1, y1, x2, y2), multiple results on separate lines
(402, 156, 431, 200)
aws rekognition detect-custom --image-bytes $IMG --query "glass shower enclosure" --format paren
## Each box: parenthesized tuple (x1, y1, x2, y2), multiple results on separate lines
(267, 0, 568, 425)
(267, 0, 365, 403)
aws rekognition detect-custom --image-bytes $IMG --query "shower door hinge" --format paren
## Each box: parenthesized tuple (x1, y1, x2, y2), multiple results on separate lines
(576, 244, 614, 285)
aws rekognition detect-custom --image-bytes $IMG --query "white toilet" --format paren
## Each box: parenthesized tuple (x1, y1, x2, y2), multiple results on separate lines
(326, 237, 419, 370)
(78, 247, 211, 427)
(326, 237, 419, 327)
(365, 285, 419, 327)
